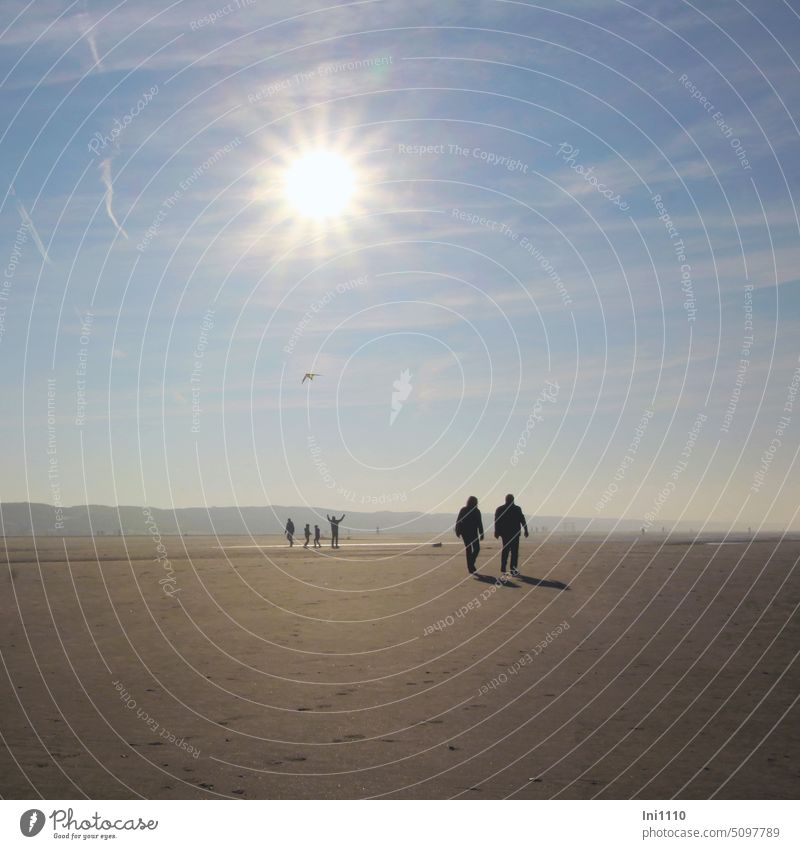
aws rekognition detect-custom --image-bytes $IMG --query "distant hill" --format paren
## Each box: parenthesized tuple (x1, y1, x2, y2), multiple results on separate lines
(0, 502, 772, 537)
(0, 502, 460, 536)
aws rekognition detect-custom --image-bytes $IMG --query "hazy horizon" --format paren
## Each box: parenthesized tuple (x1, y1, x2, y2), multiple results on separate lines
(1, 500, 794, 536)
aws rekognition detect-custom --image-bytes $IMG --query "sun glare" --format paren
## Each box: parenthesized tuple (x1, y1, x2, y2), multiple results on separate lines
(283, 150, 356, 219)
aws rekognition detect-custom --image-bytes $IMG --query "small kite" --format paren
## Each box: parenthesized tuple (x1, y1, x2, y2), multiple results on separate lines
(302, 372, 323, 383)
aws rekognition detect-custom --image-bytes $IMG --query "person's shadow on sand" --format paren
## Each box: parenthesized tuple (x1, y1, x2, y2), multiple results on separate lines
(515, 574, 570, 590)
(472, 573, 519, 588)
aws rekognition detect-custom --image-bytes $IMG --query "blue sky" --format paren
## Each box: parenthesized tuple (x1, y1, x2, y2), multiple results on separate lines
(1, 0, 799, 529)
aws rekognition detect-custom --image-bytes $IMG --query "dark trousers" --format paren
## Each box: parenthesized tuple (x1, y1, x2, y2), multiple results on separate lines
(331, 528, 339, 548)
(500, 535, 520, 573)
(464, 538, 480, 573)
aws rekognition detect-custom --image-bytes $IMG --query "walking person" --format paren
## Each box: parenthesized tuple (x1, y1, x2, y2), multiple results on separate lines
(313, 525, 321, 548)
(327, 513, 345, 548)
(285, 518, 295, 547)
(303, 523, 311, 548)
(455, 495, 484, 574)
(494, 494, 528, 576)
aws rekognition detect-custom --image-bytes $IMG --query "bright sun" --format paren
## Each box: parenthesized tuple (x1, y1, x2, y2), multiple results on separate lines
(283, 150, 356, 219)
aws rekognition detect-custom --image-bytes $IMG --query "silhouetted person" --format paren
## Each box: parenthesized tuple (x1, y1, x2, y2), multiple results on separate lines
(456, 495, 484, 574)
(327, 513, 345, 548)
(285, 518, 295, 547)
(303, 523, 311, 548)
(314, 525, 321, 548)
(494, 494, 528, 576)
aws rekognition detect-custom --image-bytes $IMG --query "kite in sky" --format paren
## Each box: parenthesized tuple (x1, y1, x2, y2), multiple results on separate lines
(302, 372, 322, 383)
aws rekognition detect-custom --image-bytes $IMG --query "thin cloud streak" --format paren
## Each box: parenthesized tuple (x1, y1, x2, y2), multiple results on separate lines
(78, 3, 102, 71)
(13, 193, 51, 265)
(99, 158, 128, 239)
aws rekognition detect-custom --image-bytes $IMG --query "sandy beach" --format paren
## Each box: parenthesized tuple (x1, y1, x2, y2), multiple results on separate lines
(1, 534, 798, 799)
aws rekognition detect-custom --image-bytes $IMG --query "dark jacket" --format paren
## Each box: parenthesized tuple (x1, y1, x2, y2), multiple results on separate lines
(494, 503, 527, 539)
(286, 521, 295, 535)
(456, 506, 484, 542)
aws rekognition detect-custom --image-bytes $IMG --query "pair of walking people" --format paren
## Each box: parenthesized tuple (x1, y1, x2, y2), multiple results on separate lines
(455, 494, 528, 575)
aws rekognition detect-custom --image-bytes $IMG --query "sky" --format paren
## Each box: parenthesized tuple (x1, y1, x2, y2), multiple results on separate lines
(1, 0, 799, 530)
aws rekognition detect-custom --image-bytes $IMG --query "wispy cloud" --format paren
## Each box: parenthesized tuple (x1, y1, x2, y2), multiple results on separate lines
(78, 2, 102, 71)
(99, 158, 128, 239)
(12, 188, 51, 264)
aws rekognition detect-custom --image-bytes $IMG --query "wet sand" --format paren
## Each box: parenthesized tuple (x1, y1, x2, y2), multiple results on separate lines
(1, 533, 798, 799)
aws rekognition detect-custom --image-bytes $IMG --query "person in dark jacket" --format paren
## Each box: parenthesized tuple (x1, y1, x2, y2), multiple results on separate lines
(285, 518, 295, 547)
(327, 513, 345, 548)
(494, 494, 528, 575)
(455, 495, 484, 574)
(303, 523, 311, 548)
(313, 525, 321, 548)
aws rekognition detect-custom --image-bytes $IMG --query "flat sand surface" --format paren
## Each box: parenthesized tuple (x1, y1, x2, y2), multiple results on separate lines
(1, 534, 798, 799)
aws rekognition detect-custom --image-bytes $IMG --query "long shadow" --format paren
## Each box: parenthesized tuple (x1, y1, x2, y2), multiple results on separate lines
(472, 573, 519, 588)
(516, 574, 570, 590)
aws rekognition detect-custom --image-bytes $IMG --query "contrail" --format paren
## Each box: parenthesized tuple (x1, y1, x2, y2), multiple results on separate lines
(11, 187, 51, 264)
(99, 158, 128, 239)
(79, 3, 102, 70)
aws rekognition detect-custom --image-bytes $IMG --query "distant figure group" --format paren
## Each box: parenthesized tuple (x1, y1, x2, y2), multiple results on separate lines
(455, 494, 529, 576)
(285, 516, 342, 548)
